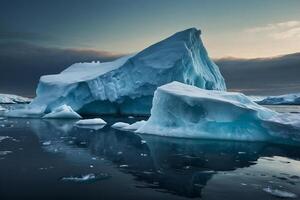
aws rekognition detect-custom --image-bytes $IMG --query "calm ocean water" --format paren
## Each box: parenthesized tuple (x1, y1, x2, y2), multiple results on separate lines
(0, 104, 300, 200)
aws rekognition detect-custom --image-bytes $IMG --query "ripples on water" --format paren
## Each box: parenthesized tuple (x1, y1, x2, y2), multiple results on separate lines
(0, 104, 300, 200)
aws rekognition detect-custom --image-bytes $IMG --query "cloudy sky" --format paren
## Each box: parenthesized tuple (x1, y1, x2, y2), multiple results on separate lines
(1, 0, 300, 96)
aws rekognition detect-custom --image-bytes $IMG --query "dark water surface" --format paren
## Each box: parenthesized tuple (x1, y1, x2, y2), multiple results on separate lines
(0, 106, 300, 200)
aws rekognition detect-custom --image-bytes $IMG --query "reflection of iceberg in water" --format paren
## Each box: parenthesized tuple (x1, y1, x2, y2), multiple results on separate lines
(30, 119, 300, 198)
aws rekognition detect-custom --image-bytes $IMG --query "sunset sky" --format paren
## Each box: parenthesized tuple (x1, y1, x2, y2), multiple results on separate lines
(1, 0, 300, 95)
(1, 0, 300, 58)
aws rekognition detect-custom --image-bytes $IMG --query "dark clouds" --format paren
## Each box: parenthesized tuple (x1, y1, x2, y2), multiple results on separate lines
(0, 42, 124, 96)
(216, 53, 300, 95)
(0, 40, 299, 96)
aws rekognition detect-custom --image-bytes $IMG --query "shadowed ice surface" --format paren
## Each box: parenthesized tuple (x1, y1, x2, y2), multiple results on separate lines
(0, 106, 300, 199)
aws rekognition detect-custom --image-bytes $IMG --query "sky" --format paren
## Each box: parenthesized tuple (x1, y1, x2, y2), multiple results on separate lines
(1, 0, 300, 58)
(0, 0, 300, 96)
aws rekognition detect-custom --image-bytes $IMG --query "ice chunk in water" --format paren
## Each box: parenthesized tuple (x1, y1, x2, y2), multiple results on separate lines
(263, 187, 297, 198)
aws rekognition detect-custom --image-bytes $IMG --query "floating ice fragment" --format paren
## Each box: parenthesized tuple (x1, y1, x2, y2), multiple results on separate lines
(76, 118, 107, 125)
(0, 105, 6, 111)
(75, 118, 107, 130)
(42, 141, 51, 146)
(111, 122, 130, 130)
(111, 120, 146, 131)
(0, 151, 12, 156)
(61, 173, 110, 183)
(0, 136, 11, 142)
(263, 187, 297, 198)
(43, 105, 82, 119)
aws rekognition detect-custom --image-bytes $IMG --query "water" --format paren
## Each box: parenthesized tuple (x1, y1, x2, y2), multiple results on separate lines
(0, 105, 300, 199)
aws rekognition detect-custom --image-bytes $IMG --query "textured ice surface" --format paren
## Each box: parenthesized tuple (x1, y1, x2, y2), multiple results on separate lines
(258, 93, 300, 105)
(43, 105, 82, 119)
(0, 94, 31, 104)
(263, 187, 297, 198)
(136, 82, 300, 144)
(9, 28, 225, 117)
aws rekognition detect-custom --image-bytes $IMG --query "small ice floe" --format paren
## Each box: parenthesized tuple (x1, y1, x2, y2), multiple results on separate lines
(75, 118, 107, 130)
(238, 151, 246, 154)
(143, 171, 154, 175)
(119, 164, 128, 168)
(111, 120, 146, 132)
(263, 187, 297, 198)
(111, 122, 130, 130)
(43, 105, 82, 119)
(141, 140, 147, 144)
(61, 173, 110, 183)
(0, 151, 12, 156)
(0, 105, 6, 111)
(0, 136, 11, 142)
(128, 116, 134, 119)
(42, 141, 51, 146)
(140, 153, 147, 157)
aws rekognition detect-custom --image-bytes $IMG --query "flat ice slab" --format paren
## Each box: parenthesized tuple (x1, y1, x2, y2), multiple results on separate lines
(136, 82, 300, 145)
(75, 118, 107, 130)
(112, 120, 146, 131)
(75, 118, 107, 125)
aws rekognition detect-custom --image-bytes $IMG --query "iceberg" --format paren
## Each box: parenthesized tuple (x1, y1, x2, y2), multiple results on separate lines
(43, 105, 82, 119)
(7, 28, 225, 117)
(258, 93, 300, 105)
(0, 93, 31, 104)
(136, 82, 300, 144)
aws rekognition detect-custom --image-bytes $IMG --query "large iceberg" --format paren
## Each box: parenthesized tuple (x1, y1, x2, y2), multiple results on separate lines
(136, 82, 300, 144)
(258, 93, 300, 105)
(0, 94, 31, 104)
(7, 28, 225, 117)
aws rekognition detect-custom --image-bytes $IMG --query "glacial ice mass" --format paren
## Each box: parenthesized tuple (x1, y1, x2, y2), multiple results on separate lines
(0, 94, 31, 104)
(7, 28, 226, 117)
(136, 82, 300, 144)
(258, 93, 300, 105)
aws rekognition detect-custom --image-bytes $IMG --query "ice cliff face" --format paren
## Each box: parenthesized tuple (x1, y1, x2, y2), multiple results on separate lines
(136, 82, 300, 144)
(26, 28, 226, 116)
